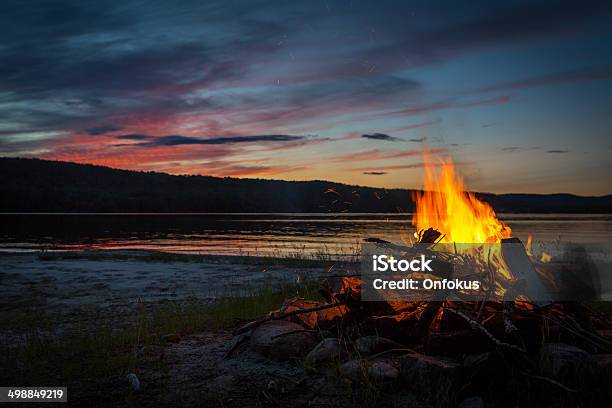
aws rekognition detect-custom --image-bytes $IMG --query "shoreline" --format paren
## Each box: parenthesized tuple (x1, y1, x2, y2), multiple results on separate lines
(0, 248, 352, 264)
(0, 250, 340, 313)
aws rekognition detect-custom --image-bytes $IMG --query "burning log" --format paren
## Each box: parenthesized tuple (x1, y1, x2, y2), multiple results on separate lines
(416, 227, 443, 244)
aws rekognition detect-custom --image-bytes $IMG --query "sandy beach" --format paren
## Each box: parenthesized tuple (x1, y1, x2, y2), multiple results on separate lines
(0, 251, 328, 312)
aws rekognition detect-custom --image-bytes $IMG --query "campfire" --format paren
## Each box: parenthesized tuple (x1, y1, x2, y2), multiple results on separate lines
(412, 152, 512, 244)
(229, 153, 612, 405)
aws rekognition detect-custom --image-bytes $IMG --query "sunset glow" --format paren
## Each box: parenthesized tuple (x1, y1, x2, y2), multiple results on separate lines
(1, 1, 611, 194)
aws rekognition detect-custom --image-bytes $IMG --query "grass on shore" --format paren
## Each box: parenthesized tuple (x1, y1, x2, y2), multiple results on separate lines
(32, 248, 356, 268)
(0, 279, 323, 406)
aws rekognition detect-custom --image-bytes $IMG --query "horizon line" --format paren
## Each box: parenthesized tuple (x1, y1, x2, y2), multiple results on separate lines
(2, 156, 611, 198)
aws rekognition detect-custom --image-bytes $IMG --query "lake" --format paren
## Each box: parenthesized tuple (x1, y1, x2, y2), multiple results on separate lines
(1, 213, 611, 258)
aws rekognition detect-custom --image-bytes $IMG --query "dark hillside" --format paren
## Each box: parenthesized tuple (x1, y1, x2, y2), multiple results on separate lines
(1, 157, 610, 213)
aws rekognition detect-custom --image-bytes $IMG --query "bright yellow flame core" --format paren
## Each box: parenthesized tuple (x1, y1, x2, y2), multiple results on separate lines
(412, 157, 512, 244)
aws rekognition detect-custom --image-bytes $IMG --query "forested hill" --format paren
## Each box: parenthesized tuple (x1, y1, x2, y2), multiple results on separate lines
(1, 157, 611, 213)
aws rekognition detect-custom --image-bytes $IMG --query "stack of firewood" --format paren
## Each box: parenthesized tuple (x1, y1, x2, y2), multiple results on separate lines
(228, 229, 612, 406)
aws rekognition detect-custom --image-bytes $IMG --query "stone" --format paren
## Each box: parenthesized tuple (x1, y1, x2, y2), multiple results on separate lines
(354, 336, 403, 355)
(310, 377, 346, 397)
(597, 330, 612, 340)
(339, 358, 399, 384)
(127, 373, 140, 392)
(427, 330, 489, 356)
(339, 359, 367, 382)
(368, 359, 399, 383)
(249, 320, 317, 361)
(596, 354, 612, 375)
(162, 333, 181, 343)
(390, 392, 427, 408)
(399, 353, 460, 389)
(457, 396, 485, 408)
(539, 343, 594, 379)
(592, 354, 612, 396)
(305, 338, 347, 366)
(593, 353, 612, 386)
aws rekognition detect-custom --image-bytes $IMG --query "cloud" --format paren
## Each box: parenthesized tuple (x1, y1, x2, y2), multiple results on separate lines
(353, 163, 430, 171)
(116, 134, 152, 140)
(363, 171, 387, 175)
(391, 120, 441, 133)
(409, 137, 426, 143)
(371, 95, 511, 119)
(199, 164, 305, 177)
(269, 1, 609, 83)
(361, 133, 401, 142)
(86, 125, 123, 135)
(2, 0, 603, 139)
(547, 150, 569, 154)
(501, 146, 543, 152)
(1, 0, 610, 186)
(473, 67, 612, 94)
(352, 160, 473, 172)
(115, 134, 307, 147)
(153, 159, 307, 177)
(325, 147, 447, 163)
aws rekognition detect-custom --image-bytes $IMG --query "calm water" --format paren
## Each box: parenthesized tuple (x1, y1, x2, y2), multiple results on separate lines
(1, 213, 611, 258)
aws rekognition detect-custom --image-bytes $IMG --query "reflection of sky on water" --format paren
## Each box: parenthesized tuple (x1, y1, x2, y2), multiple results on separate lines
(1, 214, 610, 258)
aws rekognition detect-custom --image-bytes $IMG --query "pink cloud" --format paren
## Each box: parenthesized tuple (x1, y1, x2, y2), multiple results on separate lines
(324, 147, 447, 163)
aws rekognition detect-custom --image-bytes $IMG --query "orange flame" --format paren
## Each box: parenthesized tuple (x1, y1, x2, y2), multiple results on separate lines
(412, 154, 511, 244)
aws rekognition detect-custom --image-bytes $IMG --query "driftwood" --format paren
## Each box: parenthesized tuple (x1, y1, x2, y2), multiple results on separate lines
(233, 301, 345, 336)
(544, 312, 612, 353)
(225, 333, 250, 358)
(521, 372, 578, 393)
(415, 301, 444, 338)
(444, 307, 527, 353)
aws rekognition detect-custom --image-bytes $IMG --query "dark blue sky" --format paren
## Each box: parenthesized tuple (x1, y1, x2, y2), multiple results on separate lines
(1, 0, 612, 194)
